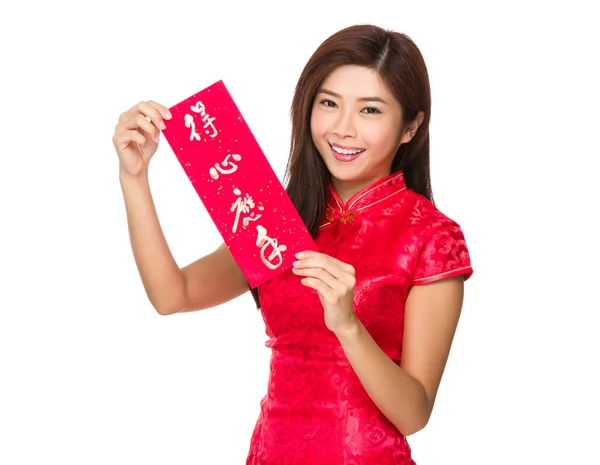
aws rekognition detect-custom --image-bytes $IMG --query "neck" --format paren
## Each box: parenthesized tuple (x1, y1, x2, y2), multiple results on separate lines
(332, 172, 392, 205)
(332, 179, 368, 205)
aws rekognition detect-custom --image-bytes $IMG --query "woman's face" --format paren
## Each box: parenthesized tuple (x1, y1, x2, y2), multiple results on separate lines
(310, 65, 408, 197)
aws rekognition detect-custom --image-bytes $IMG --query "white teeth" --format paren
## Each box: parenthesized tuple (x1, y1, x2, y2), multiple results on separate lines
(331, 145, 364, 155)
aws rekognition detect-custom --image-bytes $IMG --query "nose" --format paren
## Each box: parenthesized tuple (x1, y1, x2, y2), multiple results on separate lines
(332, 110, 357, 138)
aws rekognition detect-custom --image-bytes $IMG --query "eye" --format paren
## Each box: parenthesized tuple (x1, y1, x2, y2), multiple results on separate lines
(362, 107, 381, 114)
(319, 99, 338, 108)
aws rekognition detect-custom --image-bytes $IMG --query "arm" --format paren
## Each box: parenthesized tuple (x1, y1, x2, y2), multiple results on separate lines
(120, 171, 248, 315)
(115, 100, 249, 316)
(335, 275, 465, 436)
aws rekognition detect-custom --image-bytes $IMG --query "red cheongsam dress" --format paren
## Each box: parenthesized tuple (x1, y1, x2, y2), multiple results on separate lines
(246, 170, 473, 464)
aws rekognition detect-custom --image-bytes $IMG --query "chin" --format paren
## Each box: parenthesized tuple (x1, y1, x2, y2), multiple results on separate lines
(333, 158, 368, 175)
(329, 170, 370, 187)
(323, 162, 355, 180)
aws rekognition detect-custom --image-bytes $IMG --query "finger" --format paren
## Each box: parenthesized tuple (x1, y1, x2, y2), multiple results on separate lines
(297, 262, 356, 291)
(113, 129, 147, 151)
(145, 100, 172, 120)
(137, 101, 169, 131)
(295, 258, 346, 280)
(326, 257, 355, 275)
(126, 114, 160, 143)
(297, 251, 355, 275)
(120, 101, 168, 133)
(300, 277, 328, 294)
(293, 267, 340, 290)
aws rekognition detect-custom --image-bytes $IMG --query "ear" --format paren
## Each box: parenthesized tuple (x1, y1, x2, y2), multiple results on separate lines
(400, 111, 425, 144)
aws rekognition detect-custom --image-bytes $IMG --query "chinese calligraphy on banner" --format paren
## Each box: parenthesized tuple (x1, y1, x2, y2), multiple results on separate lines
(161, 80, 318, 288)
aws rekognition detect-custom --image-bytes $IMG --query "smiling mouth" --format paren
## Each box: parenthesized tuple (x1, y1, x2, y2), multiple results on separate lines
(328, 143, 365, 162)
(329, 143, 365, 156)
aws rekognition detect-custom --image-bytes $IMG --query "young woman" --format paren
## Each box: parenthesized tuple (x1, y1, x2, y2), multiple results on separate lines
(113, 24, 473, 465)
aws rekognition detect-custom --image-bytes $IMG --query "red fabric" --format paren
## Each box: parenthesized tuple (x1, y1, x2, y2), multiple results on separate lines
(247, 171, 473, 464)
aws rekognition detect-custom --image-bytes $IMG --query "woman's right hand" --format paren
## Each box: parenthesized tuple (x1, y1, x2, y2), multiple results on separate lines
(112, 100, 172, 177)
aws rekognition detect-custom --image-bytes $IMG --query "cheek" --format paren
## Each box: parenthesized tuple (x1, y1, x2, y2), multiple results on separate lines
(310, 108, 327, 138)
(365, 126, 402, 153)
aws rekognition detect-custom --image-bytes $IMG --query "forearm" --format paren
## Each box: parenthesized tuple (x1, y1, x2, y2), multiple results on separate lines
(120, 169, 185, 315)
(335, 318, 431, 436)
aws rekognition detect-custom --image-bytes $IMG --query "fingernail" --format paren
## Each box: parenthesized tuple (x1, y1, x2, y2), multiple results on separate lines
(292, 261, 300, 267)
(163, 110, 172, 119)
(295, 252, 304, 259)
(160, 121, 166, 130)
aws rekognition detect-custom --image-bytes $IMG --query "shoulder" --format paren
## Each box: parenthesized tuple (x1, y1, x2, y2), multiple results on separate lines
(402, 189, 474, 285)
(402, 189, 462, 235)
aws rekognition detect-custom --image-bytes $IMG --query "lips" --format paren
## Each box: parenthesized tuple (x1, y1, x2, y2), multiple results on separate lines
(329, 142, 365, 162)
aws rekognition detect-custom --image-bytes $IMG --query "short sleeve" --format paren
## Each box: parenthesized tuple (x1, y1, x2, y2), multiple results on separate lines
(412, 224, 473, 286)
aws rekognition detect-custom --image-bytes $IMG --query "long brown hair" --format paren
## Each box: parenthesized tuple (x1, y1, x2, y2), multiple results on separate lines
(250, 24, 433, 308)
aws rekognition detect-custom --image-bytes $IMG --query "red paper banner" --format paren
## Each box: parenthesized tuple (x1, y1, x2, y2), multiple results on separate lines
(161, 80, 318, 288)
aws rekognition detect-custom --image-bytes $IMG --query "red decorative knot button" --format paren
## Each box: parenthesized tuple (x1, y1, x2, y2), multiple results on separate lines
(339, 210, 357, 224)
(325, 207, 357, 225)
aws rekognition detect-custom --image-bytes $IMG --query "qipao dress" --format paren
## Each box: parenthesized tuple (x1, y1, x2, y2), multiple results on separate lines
(246, 170, 473, 464)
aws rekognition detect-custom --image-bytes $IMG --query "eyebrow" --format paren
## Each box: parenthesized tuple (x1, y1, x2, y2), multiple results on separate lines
(318, 88, 389, 105)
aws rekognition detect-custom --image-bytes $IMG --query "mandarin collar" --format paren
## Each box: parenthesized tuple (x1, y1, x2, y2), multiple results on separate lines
(321, 171, 407, 227)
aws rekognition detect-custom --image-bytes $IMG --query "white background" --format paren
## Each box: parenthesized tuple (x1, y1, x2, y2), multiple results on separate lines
(1, 1, 598, 463)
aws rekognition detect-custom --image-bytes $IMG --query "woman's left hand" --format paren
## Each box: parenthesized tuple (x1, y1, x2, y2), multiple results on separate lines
(292, 251, 359, 336)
